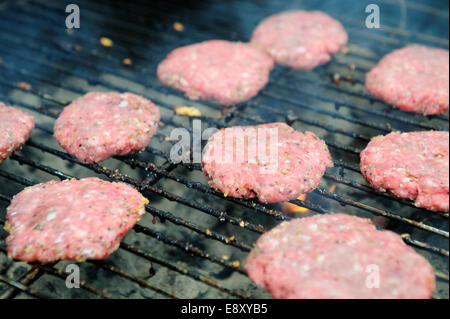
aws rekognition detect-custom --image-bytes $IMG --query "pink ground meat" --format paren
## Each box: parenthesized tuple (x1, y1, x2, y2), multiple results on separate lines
(202, 123, 333, 203)
(157, 40, 274, 105)
(5, 177, 148, 263)
(0, 103, 35, 162)
(54, 92, 160, 164)
(360, 131, 449, 212)
(366, 45, 449, 115)
(246, 213, 436, 299)
(251, 10, 348, 70)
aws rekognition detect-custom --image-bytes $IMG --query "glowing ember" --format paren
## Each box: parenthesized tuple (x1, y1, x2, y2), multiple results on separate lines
(281, 194, 309, 214)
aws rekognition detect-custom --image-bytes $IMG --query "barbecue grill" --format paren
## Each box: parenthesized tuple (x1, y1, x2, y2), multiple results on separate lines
(0, 0, 448, 299)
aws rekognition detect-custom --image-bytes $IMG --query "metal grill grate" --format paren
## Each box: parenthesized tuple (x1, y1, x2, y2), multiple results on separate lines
(0, 0, 448, 299)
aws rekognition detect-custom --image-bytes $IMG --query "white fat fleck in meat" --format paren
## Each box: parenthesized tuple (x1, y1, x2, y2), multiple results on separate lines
(46, 212, 57, 221)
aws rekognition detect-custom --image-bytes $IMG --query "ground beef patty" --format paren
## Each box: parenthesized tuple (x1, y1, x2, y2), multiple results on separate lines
(246, 213, 435, 299)
(157, 40, 274, 105)
(202, 123, 333, 203)
(5, 177, 148, 263)
(54, 92, 160, 164)
(0, 103, 34, 162)
(366, 45, 449, 115)
(360, 131, 449, 212)
(251, 10, 348, 70)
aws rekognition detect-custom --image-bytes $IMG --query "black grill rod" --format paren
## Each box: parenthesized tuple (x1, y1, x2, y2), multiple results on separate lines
(401, 235, 449, 258)
(144, 0, 450, 46)
(105, 155, 450, 239)
(313, 188, 449, 239)
(5, 93, 448, 233)
(149, 205, 253, 252)
(22, 138, 267, 236)
(0, 30, 225, 116)
(221, 105, 362, 155)
(31, 0, 450, 84)
(10, 143, 262, 248)
(0, 171, 247, 282)
(1, 185, 248, 299)
(0, 59, 364, 159)
(138, 147, 449, 220)
(305, 63, 449, 124)
(119, 242, 249, 299)
(246, 100, 373, 141)
(1, 8, 448, 236)
(90, 261, 179, 299)
(0, 218, 120, 299)
(0, 274, 50, 299)
(0, 43, 232, 133)
(0, 88, 188, 169)
(70, 0, 450, 124)
(0, 54, 226, 131)
(323, 173, 449, 219)
(261, 90, 409, 134)
(29, 0, 450, 130)
(132, 223, 247, 275)
(246, 102, 373, 141)
(0, 265, 44, 299)
(11, 0, 450, 87)
(5, 8, 448, 129)
(2, 13, 446, 131)
(273, 71, 449, 130)
(0, 248, 120, 299)
(0, 63, 365, 163)
(13, 108, 449, 231)
(0, 164, 448, 263)
(122, 156, 332, 221)
(59, 0, 449, 55)
(124, 157, 291, 222)
(0, 24, 442, 139)
(1, 1, 432, 83)
(0, 92, 177, 171)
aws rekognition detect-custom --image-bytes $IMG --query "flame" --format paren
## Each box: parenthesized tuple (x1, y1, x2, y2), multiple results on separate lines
(281, 194, 309, 214)
(328, 183, 338, 193)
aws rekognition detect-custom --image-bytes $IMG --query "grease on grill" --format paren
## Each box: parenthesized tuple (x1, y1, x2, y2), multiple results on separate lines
(175, 106, 202, 117)
(100, 37, 114, 47)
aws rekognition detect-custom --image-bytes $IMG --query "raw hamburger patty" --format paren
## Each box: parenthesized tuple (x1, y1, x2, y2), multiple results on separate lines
(0, 103, 34, 162)
(202, 123, 333, 203)
(54, 92, 160, 163)
(157, 40, 274, 105)
(360, 131, 449, 212)
(250, 10, 348, 70)
(366, 45, 449, 115)
(246, 213, 435, 299)
(5, 177, 148, 263)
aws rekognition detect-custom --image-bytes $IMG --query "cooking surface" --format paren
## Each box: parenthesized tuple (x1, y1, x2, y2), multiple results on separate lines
(0, 0, 448, 299)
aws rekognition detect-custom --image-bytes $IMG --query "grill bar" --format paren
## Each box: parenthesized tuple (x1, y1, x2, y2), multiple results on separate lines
(0, 273, 51, 299)
(1, 7, 447, 132)
(0, 181, 177, 298)
(0, 162, 252, 273)
(0, 265, 43, 299)
(0, 174, 246, 298)
(0, 26, 439, 152)
(1, 85, 447, 252)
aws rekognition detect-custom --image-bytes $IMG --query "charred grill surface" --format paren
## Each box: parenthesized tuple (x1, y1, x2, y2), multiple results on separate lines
(0, 0, 448, 299)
